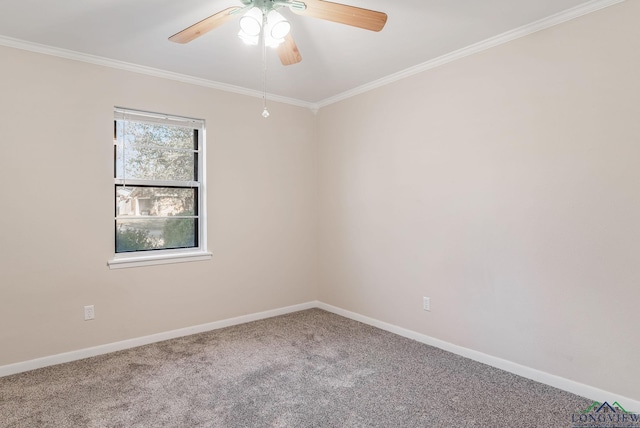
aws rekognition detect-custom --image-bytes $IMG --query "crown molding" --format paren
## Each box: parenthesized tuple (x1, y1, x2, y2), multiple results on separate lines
(0, 35, 314, 110)
(316, 0, 625, 109)
(0, 0, 624, 113)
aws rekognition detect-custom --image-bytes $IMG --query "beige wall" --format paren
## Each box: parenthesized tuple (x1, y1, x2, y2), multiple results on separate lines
(1, 0, 638, 402)
(317, 1, 639, 400)
(0, 46, 318, 365)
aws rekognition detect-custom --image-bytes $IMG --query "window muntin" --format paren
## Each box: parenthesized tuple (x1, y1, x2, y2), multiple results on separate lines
(113, 108, 205, 256)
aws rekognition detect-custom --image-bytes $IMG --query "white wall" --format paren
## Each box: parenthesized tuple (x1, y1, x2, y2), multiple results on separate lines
(0, 46, 318, 365)
(317, 1, 639, 400)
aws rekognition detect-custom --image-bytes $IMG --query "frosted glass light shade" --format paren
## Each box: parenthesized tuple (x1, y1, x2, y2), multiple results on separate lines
(266, 10, 290, 39)
(239, 7, 263, 37)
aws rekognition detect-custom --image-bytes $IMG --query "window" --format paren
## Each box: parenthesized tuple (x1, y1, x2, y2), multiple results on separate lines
(108, 108, 211, 269)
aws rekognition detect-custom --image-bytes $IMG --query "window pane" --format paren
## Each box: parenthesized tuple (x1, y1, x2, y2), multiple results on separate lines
(112, 109, 205, 258)
(117, 120, 196, 149)
(116, 186, 196, 217)
(116, 218, 197, 253)
(115, 120, 196, 181)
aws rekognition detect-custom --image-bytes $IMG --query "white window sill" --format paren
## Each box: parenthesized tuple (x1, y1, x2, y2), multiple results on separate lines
(108, 251, 212, 270)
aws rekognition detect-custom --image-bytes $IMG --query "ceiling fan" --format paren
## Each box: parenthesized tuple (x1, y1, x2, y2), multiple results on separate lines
(169, 0, 388, 66)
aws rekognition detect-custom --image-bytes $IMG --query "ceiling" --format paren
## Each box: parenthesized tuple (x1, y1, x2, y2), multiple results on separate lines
(0, 0, 609, 106)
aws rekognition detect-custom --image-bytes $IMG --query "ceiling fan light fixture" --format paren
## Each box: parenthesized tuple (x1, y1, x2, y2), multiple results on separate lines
(239, 7, 262, 37)
(170, 0, 387, 69)
(266, 10, 291, 39)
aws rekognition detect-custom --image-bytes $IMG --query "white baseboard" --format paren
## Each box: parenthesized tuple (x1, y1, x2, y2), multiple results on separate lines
(316, 302, 640, 412)
(2, 300, 638, 412)
(0, 301, 316, 378)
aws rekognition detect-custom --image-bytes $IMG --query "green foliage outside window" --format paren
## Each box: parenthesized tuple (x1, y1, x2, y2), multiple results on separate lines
(116, 228, 158, 253)
(162, 215, 196, 248)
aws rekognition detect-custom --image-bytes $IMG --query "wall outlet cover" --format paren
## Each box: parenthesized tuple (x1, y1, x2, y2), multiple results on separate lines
(84, 305, 95, 321)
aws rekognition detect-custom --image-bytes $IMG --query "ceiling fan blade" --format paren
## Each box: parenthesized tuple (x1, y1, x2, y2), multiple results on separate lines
(169, 7, 242, 44)
(292, 0, 387, 32)
(277, 33, 303, 66)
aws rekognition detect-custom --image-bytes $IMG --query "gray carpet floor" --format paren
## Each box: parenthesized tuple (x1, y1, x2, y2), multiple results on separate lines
(0, 309, 590, 427)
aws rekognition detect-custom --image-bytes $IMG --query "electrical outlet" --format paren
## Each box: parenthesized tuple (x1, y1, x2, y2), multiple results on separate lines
(84, 305, 95, 321)
(423, 297, 431, 311)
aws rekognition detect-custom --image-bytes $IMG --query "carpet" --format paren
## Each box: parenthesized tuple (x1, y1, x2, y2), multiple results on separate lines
(0, 309, 590, 427)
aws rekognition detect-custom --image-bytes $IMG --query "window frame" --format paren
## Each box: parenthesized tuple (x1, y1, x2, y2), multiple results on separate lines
(108, 107, 211, 269)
